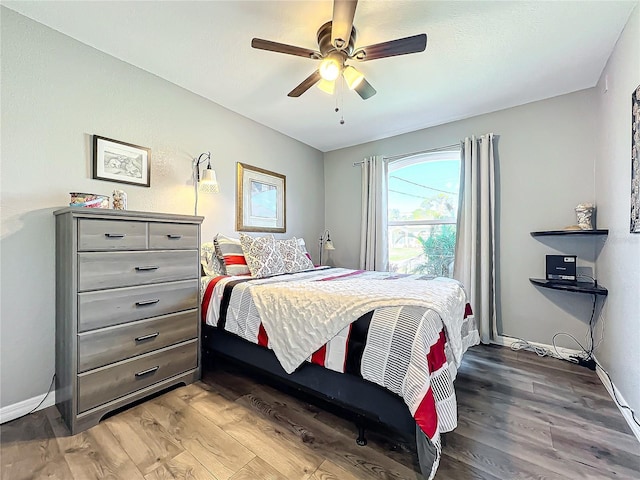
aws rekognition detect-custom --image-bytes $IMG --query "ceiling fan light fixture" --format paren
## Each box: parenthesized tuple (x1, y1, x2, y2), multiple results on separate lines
(317, 78, 336, 95)
(343, 65, 364, 90)
(319, 56, 341, 81)
(251, 0, 427, 101)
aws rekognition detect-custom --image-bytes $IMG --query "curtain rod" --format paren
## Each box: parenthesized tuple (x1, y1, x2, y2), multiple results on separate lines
(352, 143, 460, 166)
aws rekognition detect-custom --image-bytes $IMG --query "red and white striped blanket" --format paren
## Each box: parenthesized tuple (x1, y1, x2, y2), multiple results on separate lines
(201, 267, 479, 480)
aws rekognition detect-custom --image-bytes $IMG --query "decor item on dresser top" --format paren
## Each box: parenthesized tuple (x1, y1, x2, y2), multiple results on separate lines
(236, 163, 286, 233)
(318, 229, 335, 265)
(631, 84, 640, 233)
(69, 192, 109, 209)
(193, 151, 219, 215)
(92, 135, 151, 187)
(54, 207, 203, 434)
(112, 189, 127, 210)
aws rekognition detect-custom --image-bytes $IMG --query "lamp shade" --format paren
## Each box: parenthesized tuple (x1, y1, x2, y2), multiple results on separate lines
(343, 65, 364, 90)
(200, 167, 219, 193)
(317, 78, 336, 95)
(324, 239, 335, 250)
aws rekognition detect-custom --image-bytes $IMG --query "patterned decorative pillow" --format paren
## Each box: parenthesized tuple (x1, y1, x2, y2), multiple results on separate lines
(214, 234, 251, 276)
(278, 237, 315, 273)
(239, 233, 286, 278)
(200, 242, 225, 277)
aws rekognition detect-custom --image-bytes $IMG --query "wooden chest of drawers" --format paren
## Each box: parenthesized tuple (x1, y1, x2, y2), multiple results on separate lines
(54, 208, 203, 434)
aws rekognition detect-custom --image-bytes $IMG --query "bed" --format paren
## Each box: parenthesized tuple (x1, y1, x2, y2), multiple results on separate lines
(200, 261, 479, 480)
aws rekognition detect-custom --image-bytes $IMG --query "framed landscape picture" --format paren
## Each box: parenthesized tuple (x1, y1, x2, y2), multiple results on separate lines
(236, 162, 286, 233)
(632, 85, 640, 233)
(92, 135, 151, 187)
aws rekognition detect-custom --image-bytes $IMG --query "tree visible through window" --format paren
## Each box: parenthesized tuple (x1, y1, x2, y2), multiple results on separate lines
(387, 151, 461, 276)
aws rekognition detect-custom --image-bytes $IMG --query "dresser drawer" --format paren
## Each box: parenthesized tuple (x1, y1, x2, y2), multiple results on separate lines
(78, 219, 147, 251)
(78, 250, 199, 291)
(149, 223, 198, 250)
(77, 339, 197, 413)
(78, 279, 198, 332)
(78, 309, 198, 372)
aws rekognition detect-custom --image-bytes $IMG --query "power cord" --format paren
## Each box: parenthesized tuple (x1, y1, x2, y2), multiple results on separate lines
(551, 332, 585, 363)
(560, 293, 598, 368)
(577, 274, 597, 286)
(559, 294, 639, 428)
(509, 339, 554, 357)
(593, 358, 640, 428)
(7, 374, 56, 423)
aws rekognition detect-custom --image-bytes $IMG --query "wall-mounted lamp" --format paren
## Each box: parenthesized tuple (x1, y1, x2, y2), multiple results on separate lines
(193, 151, 219, 215)
(318, 229, 335, 265)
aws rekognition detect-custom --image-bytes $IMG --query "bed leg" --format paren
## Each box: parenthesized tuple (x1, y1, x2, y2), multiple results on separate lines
(356, 424, 367, 446)
(441, 432, 447, 447)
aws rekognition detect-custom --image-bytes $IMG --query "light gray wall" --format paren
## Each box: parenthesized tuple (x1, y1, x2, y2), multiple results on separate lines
(324, 90, 601, 349)
(0, 8, 324, 409)
(594, 3, 640, 422)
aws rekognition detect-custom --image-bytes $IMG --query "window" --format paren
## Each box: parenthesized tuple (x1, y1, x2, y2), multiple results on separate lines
(387, 150, 461, 276)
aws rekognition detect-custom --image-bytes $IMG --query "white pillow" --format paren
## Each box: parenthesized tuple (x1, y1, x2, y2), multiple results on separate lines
(239, 233, 286, 278)
(278, 237, 315, 273)
(200, 242, 225, 277)
(296, 238, 313, 261)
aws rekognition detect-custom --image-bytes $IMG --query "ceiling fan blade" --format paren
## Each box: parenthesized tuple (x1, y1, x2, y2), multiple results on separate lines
(288, 70, 322, 97)
(353, 33, 427, 61)
(332, 0, 358, 50)
(355, 78, 376, 100)
(252, 38, 320, 59)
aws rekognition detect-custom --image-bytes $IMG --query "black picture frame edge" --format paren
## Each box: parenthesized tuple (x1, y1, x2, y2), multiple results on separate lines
(92, 134, 152, 188)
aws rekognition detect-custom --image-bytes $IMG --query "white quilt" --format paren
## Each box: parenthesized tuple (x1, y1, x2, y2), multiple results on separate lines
(250, 274, 468, 374)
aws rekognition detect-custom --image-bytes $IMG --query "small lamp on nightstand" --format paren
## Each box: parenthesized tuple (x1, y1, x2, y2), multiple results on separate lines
(319, 230, 335, 265)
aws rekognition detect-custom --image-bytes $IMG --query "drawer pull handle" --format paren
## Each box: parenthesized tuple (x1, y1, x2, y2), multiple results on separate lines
(105, 233, 126, 238)
(135, 332, 159, 342)
(135, 299, 160, 306)
(167, 234, 183, 239)
(135, 366, 159, 377)
(135, 266, 159, 271)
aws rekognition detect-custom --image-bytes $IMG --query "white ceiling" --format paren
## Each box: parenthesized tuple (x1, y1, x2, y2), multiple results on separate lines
(4, 1, 636, 152)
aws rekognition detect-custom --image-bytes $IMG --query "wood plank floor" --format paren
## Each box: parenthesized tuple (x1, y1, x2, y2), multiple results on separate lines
(1, 345, 638, 479)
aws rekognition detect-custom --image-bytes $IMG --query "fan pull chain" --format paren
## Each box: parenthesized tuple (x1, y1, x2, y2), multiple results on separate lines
(339, 76, 345, 125)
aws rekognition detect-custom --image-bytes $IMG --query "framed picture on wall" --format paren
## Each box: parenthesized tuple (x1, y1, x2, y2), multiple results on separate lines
(92, 135, 151, 187)
(632, 85, 640, 233)
(236, 162, 286, 233)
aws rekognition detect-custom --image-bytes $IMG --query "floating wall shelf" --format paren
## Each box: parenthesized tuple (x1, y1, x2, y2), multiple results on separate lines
(530, 229, 609, 237)
(529, 278, 608, 296)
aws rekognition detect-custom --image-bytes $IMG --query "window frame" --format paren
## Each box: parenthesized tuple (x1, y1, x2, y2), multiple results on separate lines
(387, 149, 461, 275)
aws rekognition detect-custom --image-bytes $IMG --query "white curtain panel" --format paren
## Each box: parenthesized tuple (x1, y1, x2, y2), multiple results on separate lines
(453, 134, 497, 343)
(360, 155, 388, 271)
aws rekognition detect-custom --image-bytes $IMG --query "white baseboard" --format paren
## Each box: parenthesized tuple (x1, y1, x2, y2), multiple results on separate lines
(491, 336, 639, 444)
(594, 359, 640, 443)
(0, 391, 56, 424)
(492, 334, 583, 360)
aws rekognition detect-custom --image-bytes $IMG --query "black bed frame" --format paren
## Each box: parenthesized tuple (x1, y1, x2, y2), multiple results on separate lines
(201, 325, 416, 445)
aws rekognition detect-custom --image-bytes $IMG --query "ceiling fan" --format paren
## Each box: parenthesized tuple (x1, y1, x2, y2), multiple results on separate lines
(251, 0, 427, 100)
